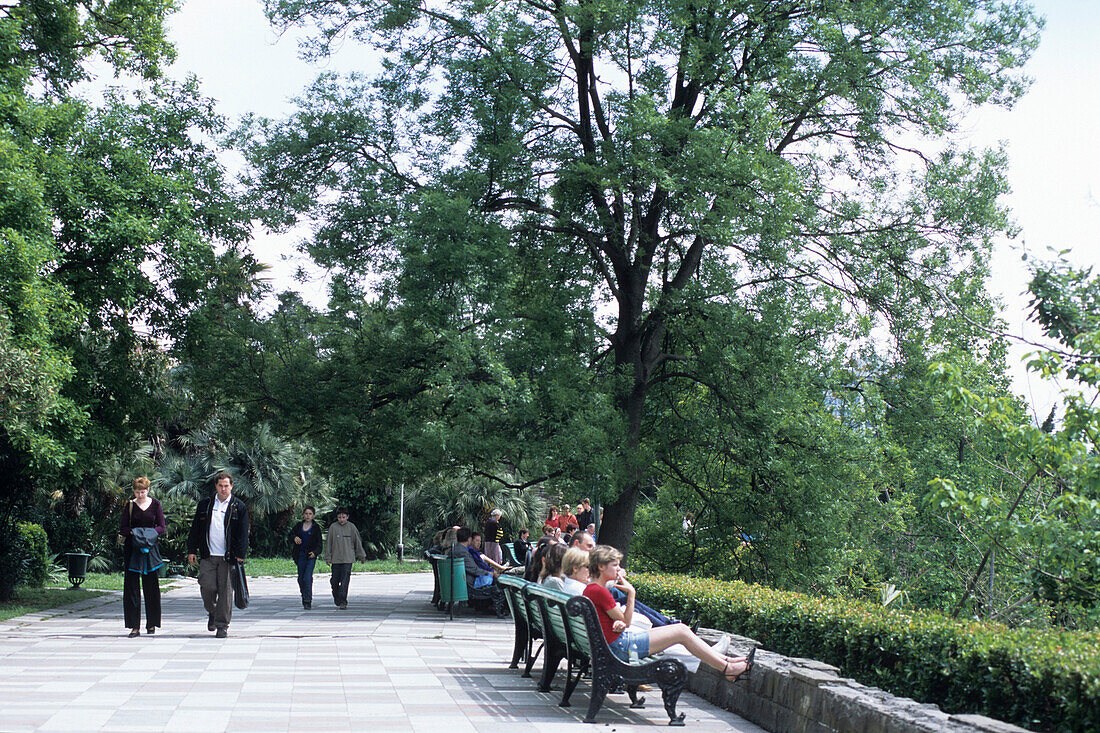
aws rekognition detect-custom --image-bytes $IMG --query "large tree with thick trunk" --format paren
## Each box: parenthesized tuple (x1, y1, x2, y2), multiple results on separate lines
(247, 0, 1039, 555)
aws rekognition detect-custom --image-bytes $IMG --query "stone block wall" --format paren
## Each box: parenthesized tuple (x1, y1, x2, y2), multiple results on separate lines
(690, 632, 1031, 733)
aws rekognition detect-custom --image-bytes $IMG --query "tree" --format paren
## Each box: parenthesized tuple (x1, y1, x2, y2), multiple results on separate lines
(1, 0, 178, 527)
(0, 0, 248, 559)
(247, 0, 1039, 555)
(927, 258, 1100, 627)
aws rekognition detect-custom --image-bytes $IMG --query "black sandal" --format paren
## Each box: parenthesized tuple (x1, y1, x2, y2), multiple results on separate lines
(723, 646, 756, 684)
(127, 629, 139, 638)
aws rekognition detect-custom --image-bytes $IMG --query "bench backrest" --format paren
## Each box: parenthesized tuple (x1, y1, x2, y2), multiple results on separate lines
(501, 542, 521, 568)
(498, 574, 531, 624)
(525, 583, 597, 661)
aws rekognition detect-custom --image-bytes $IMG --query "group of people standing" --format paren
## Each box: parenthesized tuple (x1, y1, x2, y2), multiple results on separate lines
(118, 473, 369, 639)
(541, 498, 595, 539)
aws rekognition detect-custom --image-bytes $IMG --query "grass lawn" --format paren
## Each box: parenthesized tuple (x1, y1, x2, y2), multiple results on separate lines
(2, 558, 426, 619)
(46, 572, 173, 592)
(0, 586, 107, 622)
(244, 557, 429, 577)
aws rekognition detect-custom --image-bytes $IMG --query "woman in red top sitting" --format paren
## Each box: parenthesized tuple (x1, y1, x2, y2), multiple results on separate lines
(581, 545, 754, 682)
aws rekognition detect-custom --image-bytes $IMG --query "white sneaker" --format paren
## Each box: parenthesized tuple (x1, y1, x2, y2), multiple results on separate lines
(710, 634, 731, 656)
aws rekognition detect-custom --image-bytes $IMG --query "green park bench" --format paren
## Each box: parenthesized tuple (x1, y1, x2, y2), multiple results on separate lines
(501, 578, 688, 725)
(498, 574, 542, 672)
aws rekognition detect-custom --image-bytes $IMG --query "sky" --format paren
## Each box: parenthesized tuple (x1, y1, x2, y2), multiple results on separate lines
(158, 0, 1099, 420)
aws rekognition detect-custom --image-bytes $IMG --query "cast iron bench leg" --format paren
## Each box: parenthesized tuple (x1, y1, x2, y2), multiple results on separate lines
(584, 681, 610, 724)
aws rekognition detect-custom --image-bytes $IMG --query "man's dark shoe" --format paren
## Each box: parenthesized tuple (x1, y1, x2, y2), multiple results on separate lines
(215, 628, 227, 638)
(208, 613, 215, 631)
(303, 600, 311, 609)
(338, 603, 348, 610)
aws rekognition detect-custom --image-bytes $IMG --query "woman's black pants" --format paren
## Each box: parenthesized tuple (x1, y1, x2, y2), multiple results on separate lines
(123, 570, 161, 630)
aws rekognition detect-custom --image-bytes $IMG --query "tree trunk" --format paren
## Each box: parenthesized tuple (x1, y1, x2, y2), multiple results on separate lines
(597, 316, 652, 557)
(597, 479, 640, 557)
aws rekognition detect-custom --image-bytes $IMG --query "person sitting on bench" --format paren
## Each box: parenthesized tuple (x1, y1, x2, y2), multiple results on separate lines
(448, 527, 508, 617)
(583, 545, 752, 682)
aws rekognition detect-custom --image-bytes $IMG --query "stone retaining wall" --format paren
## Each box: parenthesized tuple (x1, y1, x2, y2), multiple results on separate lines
(691, 632, 1030, 733)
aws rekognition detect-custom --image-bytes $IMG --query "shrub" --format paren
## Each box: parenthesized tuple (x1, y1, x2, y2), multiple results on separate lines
(632, 573, 1100, 732)
(15, 522, 49, 587)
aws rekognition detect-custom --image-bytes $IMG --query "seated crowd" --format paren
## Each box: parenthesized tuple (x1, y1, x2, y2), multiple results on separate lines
(430, 515, 754, 683)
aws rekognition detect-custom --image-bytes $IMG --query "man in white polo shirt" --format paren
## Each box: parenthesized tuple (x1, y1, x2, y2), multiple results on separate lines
(187, 471, 249, 638)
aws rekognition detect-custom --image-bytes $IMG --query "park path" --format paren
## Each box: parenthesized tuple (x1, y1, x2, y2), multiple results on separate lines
(0, 572, 764, 732)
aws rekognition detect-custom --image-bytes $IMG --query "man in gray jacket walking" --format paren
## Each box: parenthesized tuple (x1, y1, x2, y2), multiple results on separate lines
(324, 508, 366, 609)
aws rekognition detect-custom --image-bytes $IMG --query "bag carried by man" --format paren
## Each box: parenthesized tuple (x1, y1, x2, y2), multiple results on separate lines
(231, 560, 249, 609)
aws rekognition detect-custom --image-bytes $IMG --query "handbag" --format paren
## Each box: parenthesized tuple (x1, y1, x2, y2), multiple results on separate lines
(231, 560, 250, 609)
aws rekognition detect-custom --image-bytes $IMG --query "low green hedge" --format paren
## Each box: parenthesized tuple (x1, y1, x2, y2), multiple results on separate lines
(632, 573, 1100, 732)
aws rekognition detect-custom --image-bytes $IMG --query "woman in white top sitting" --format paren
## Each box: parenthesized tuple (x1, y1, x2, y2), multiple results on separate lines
(539, 543, 568, 591)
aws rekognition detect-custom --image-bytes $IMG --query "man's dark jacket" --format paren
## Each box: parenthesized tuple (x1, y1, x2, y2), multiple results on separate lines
(187, 495, 249, 561)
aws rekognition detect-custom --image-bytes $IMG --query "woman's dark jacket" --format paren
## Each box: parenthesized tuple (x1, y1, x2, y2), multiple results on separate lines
(120, 498, 166, 563)
(290, 521, 323, 563)
(128, 527, 165, 574)
(187, 495, 249, 561)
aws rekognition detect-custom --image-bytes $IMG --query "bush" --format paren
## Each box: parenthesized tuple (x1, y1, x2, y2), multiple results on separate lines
(15, 522, 49, 587)
(632, 573, 1100, 732)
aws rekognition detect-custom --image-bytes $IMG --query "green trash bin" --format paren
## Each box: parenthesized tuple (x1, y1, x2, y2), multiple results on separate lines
(434, 553, 469, 619)
(447, 557, 468, 603)
(436, 554, 453, 603)
(65, 552, 90, 589)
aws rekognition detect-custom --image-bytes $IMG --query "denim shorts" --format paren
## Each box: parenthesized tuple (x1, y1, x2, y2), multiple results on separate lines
(608, 629, 650, 663)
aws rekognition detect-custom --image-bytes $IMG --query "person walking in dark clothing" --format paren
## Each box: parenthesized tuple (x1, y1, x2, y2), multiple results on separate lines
(325, 508, 366, 609)
(291, 506, 323, 609)
(187, 472, 249, 638)
(119, 477, 165, 637)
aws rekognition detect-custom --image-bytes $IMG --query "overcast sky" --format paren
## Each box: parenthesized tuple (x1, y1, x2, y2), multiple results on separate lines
(160, 0, 1099, 420)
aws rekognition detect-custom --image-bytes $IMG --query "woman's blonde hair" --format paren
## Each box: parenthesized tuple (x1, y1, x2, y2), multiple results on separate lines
(562, 547, 590, 578)
(588, 544, 622, 576)
(132, 477, 151, 492)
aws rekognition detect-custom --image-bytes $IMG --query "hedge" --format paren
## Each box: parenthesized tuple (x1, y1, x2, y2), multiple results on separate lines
(15, 522, 50, 587)
(632, 573, 1100, 732)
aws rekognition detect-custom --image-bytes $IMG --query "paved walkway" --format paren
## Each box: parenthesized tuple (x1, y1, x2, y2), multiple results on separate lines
(0, 573, 765, 732)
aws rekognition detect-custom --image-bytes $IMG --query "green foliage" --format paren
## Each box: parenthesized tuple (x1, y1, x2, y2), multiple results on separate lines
(923, 259, 1100, 626)
(249, 0, 1041, 554)
(0, 0, 248, 572)
(15, 522, 49, 587)
(0, 524, 25, 600)
(405, 470, 547, 545)
(633, 572, 1100, 732)
(242, 556, 428, 577)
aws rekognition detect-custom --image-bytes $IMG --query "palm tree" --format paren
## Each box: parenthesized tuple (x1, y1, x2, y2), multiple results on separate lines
(407, 470, 546, 543)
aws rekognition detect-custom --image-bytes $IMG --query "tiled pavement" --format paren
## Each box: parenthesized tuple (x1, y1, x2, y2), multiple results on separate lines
(0, 573, 765, 732)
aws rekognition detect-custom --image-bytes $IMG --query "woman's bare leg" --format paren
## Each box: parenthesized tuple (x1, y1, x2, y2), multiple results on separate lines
(647, 623, 747, 674)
